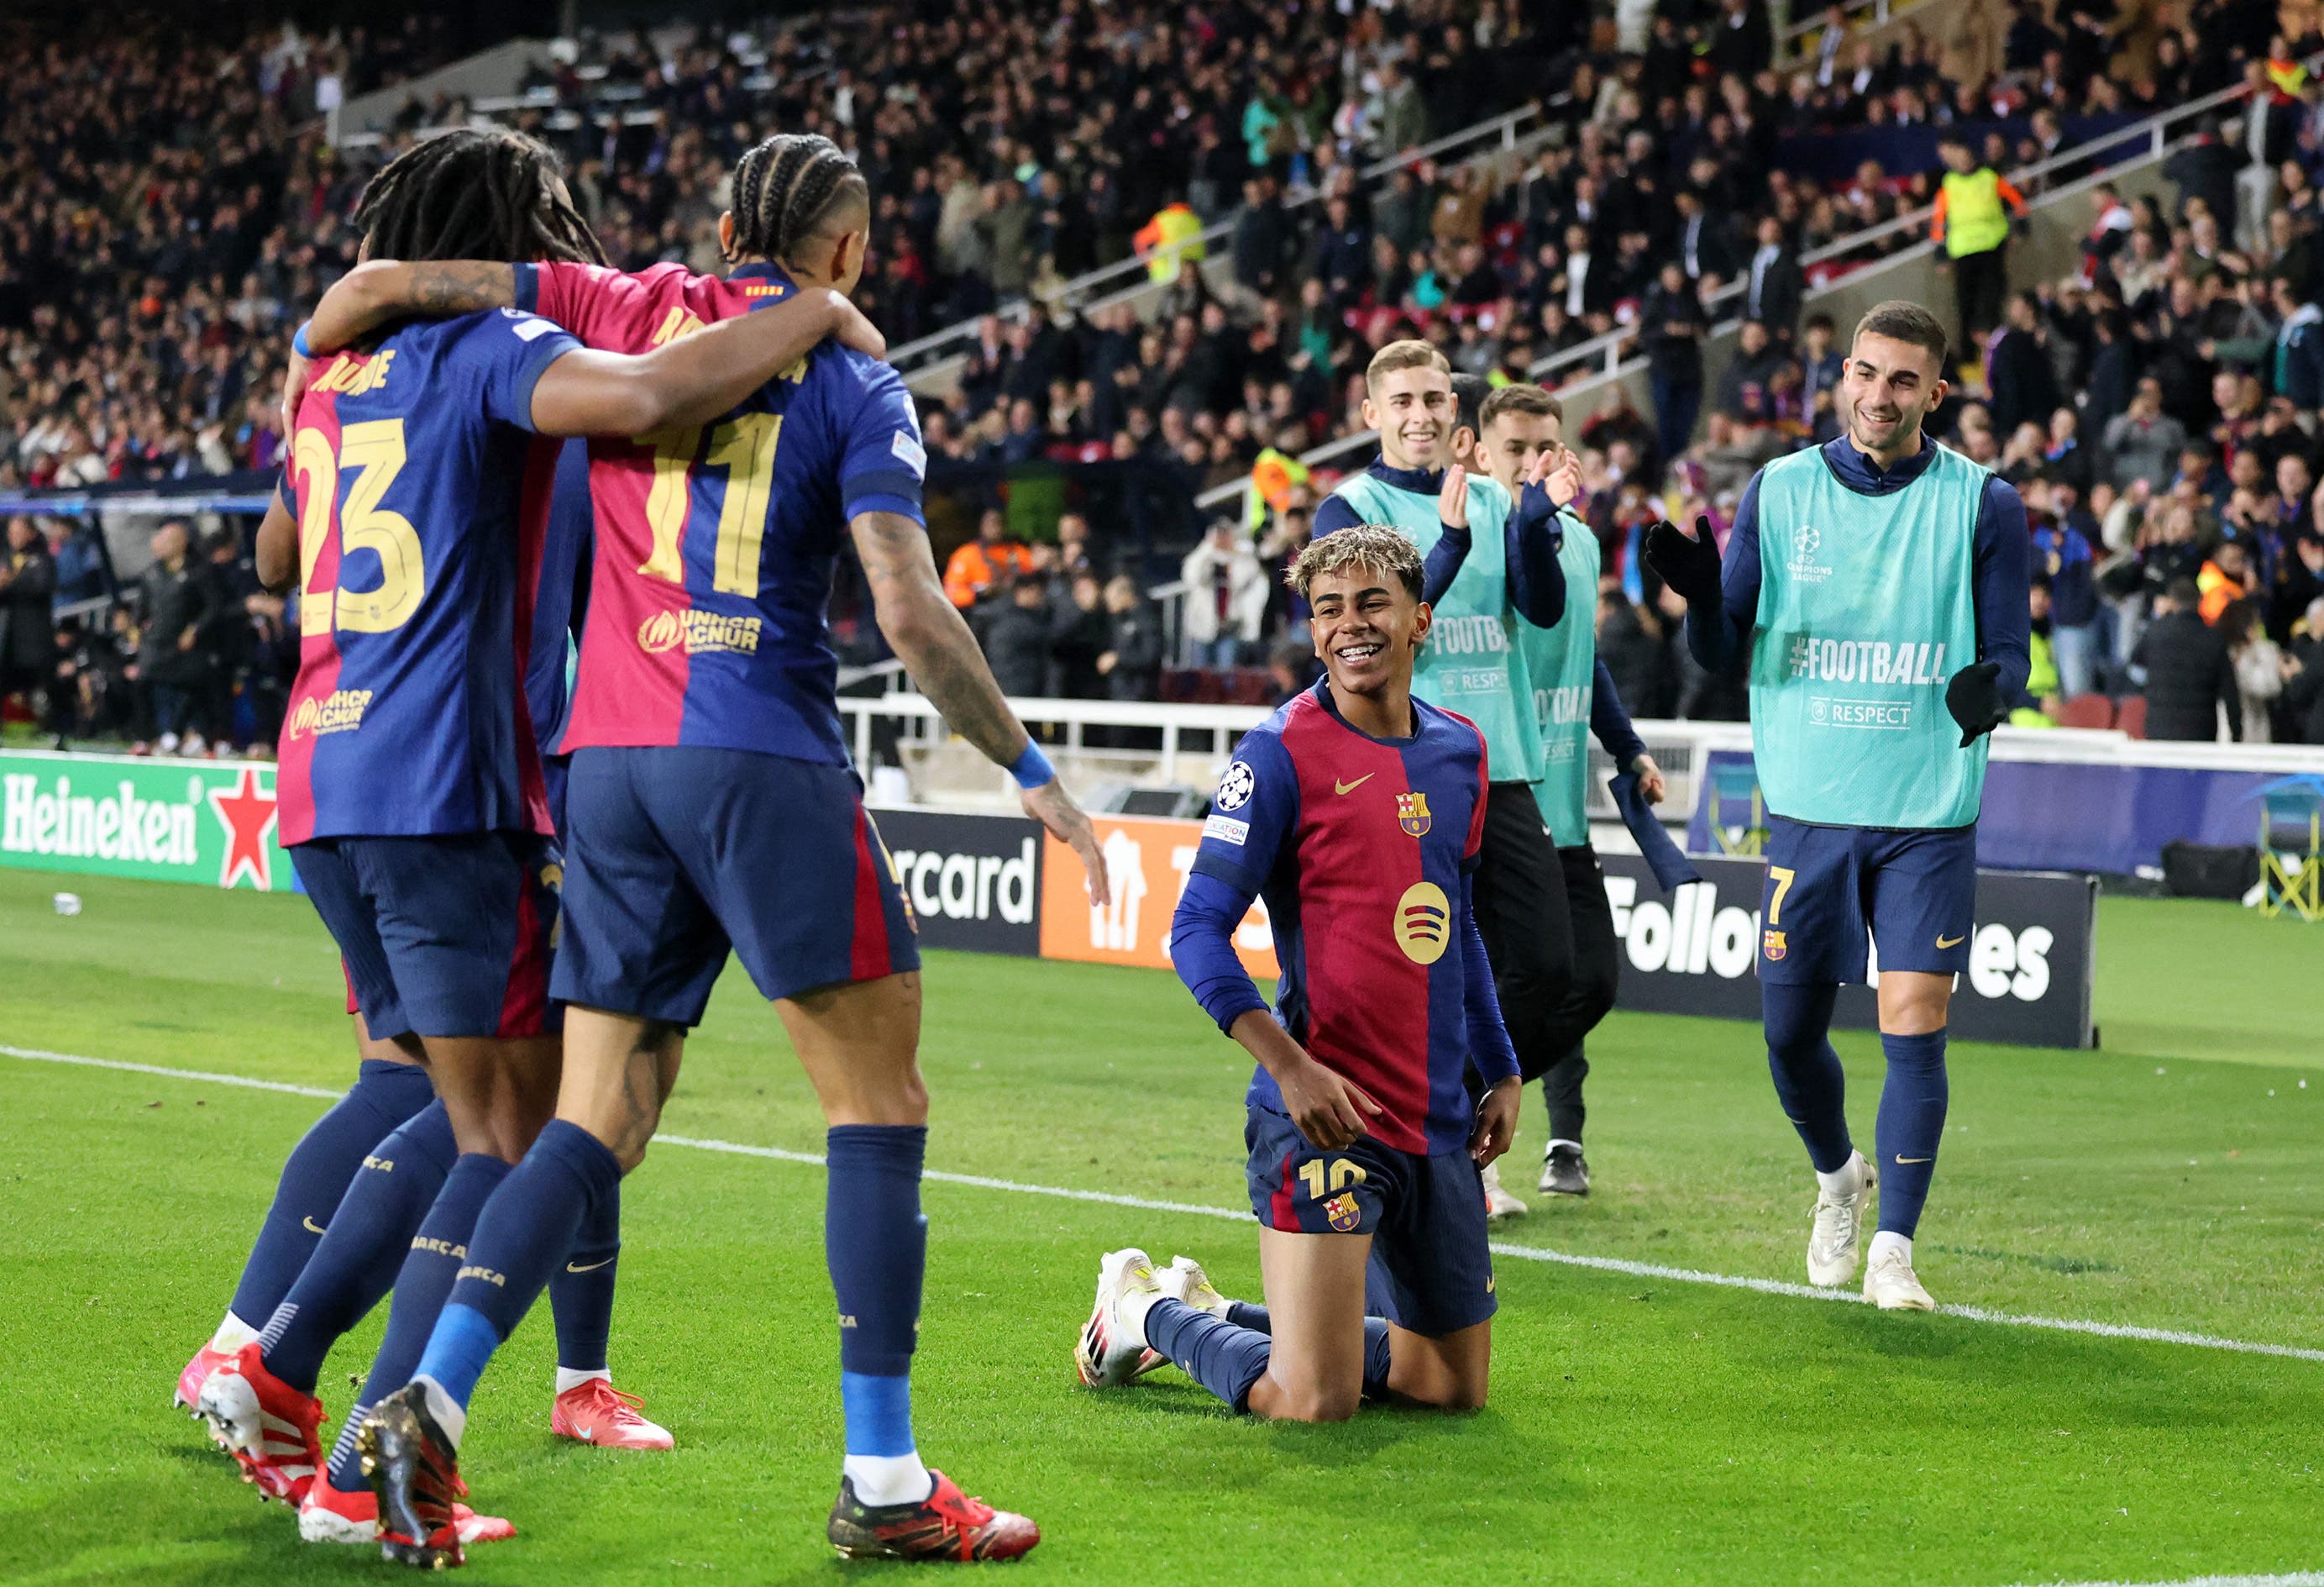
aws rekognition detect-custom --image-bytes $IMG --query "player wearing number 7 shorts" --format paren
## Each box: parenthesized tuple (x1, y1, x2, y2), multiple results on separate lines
(302, 132, 1110, 1566)
(1078, 526, 1523, 1423)
(1646, 301, 2030, 1311)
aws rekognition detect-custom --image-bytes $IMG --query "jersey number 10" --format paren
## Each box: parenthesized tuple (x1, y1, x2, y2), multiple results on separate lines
(634, 413, 783, 594)
(291, 419, 424, 636)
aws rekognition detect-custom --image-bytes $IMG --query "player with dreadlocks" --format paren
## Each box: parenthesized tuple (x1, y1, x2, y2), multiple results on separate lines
(298, 131, 1106, 1565)
(192, 127, 884, 1548)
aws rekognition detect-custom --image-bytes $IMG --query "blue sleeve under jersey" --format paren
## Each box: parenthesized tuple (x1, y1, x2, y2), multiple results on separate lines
(1687, 472, 1762, 680)
(1177, 731, 1299, 1033)
(1316, 491, 1471, 607)
(1459, 870, 1519, 1085)
(1502, 482, 1568, 630)
(1172, 869, 1272, 1034)
(1589, 657, 1648, 766)
(1975, 474, 2033, 702)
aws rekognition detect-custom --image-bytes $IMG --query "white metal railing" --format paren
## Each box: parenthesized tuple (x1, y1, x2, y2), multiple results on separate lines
(837, 695, 2324, 807)
(840, 691, 1272, 791)
(885, 100, 1551, 380)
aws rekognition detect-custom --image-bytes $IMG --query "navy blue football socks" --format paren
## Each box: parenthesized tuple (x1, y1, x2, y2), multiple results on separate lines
(1148, 1301, 1394, 1408)
(1875, 1029, 1949, 1236)
(320, 1152, 509, 1488)
(228, 1058, 434, 1328)
(826, 1125, 928, 1458)
(548, 1175, 622, 1373)
(408, 1120, 627, 1423)
(449, 1121, 622, 1345)
(1144, 1298, 1272, 1411)
(1762, 981, 1854, 1174)
(258, 1100, 458, 1395)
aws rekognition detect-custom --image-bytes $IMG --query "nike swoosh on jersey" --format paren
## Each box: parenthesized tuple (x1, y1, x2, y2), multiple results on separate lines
(566, 1256, 616, 1274)
(1894, 1156, 1933, 1164)
(1935, 934, 1964, 949)
(302, 1217, 328, 1235)
(1334, 774, 1375, 796)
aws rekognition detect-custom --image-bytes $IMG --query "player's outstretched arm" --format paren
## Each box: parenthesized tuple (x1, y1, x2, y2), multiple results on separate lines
(849, 508, 1111, 905)
(307, 260, 519, 353)
(527, 289, 885, 436)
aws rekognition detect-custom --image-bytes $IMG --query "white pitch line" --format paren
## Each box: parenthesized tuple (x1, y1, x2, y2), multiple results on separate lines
(12, 1043, 2324, 1368)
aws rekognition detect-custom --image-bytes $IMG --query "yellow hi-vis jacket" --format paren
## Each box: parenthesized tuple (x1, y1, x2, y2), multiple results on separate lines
(1933, 168, 2025, 259)
(1133, 203, 1207, 284)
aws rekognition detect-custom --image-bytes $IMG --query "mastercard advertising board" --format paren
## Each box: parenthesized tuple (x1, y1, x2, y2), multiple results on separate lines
(1037, 814, 1277, 979)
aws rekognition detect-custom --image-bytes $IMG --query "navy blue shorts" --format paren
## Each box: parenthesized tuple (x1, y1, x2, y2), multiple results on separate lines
(292, 833, 561, 1041)
(1758, 816, 1979, 985)
(1243, 1105, 1497, 1337)
(551, 746, 920, 1027)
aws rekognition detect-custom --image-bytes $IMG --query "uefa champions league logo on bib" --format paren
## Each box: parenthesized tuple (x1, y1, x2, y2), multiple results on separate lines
(1786, 524, 1833, 585)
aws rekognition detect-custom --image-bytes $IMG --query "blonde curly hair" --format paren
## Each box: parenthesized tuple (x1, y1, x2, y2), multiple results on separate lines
(1288, 524, 1424, 601)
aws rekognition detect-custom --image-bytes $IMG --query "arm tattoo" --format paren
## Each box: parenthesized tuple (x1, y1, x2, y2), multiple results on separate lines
(407, 262, 517, 315)
(850, 511, 1029, 766)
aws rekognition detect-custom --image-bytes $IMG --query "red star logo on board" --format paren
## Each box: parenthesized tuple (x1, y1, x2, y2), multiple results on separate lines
(209, 767, 277, 891)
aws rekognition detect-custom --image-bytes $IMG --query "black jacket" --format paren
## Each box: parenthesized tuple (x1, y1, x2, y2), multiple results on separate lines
(0, 544, 55, 670)
(983, 601, 1055, 699)
(2133, 610, 2241, 741)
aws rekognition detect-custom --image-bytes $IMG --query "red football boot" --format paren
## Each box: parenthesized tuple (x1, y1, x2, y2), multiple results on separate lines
(826, 1469, 1041, 1562)
(194, 1343, 327, 1505)
(175, 1341, 234, 1443)
(551, 1377, 674, 1451)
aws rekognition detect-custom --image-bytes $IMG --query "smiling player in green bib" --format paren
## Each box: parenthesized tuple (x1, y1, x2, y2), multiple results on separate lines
(1649, 302, 2028, 1311)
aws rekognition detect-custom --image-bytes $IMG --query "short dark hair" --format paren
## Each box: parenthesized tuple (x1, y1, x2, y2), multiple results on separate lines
(1451, 372, 1492, 437)
(1851, 300, 1949, 368)
(2165, 576, 2202, 607)
(1478, 382, 1563, 432)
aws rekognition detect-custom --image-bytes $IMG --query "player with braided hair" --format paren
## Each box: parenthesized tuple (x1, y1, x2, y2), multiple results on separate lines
(302, 129, 1101, 1565)
(195, 125, 885, 1553)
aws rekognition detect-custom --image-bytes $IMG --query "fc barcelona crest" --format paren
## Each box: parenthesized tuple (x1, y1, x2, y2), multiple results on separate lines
(1763, 928, 1786, 961)
(1325, 1191, 1362, 1232)
(1396, 791, 1432, 837)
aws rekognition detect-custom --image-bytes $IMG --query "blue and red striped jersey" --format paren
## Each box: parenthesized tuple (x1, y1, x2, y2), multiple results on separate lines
(513, 260, 926, 763)
(277, 308, 581, 844)
(1183, 683, 1493, 1156)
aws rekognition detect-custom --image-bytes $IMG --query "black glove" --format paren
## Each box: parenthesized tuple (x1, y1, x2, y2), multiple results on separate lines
(1645, 515, 1721, 606)
(1944, 660, 2007, 747)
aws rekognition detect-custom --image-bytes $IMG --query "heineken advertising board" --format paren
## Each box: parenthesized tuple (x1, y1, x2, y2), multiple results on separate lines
(0, 749, 293, 892)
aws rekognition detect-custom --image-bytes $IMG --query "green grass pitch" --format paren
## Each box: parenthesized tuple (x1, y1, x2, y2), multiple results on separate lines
(0, 868, 2318, 1585)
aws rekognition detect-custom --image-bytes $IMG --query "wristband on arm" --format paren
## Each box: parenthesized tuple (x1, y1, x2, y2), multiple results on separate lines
(1009, 740, 1055, 790)
(291, 321, 313, 360)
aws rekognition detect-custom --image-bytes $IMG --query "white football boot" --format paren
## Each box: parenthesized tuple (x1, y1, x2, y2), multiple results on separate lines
(1131, 1254, 1232, 1380)
(1074, 1248, 1162, 1388)
(1482, 1161, 1529, 1220)
(1806, 1151, 1876, 1288)
(1862, 1245, 1937, 1311)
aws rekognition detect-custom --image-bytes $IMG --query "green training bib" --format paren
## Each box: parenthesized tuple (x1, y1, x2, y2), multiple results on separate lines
(1331, 470, 1541, 783)
(1749, 443, 1989, 829)
(1515, 513, 1602, 845)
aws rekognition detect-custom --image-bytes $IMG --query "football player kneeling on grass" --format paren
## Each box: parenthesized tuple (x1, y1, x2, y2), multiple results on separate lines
(1077, 525, 1520, 1420)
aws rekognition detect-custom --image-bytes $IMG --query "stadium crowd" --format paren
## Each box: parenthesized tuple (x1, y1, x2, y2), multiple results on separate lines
(6, 1, 2324, 754)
